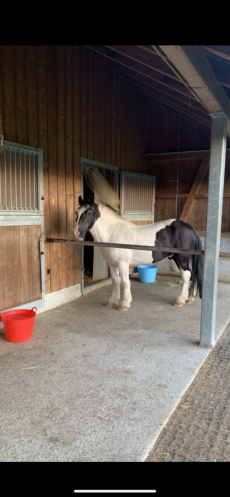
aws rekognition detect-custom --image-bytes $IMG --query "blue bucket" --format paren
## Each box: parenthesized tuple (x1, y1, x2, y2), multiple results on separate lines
(137, 265, 158, 283)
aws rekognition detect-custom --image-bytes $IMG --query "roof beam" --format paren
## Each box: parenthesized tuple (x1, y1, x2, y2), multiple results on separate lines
(159, 45, 230, 135)
(201, 46, 230, 63)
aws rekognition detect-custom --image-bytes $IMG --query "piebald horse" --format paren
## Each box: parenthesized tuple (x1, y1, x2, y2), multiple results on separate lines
(74, 196, 203, 311)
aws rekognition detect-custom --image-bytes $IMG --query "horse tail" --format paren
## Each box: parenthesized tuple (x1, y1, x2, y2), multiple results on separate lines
(189, 231, 204, 298)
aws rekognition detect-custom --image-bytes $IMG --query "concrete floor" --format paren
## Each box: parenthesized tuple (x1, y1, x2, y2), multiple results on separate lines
(0, 274, 230, 462)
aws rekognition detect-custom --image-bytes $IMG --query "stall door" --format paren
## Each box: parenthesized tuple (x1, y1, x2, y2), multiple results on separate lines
(0, 141, 44, 312)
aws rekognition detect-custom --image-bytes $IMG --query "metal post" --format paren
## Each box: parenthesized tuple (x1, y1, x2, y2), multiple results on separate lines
(200, 112, 228, 347)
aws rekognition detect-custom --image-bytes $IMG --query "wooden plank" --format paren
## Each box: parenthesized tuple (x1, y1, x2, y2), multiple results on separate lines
(31, 225, 42, 301)
(19, 225, 29, 305)
(115, 74, 121, 169)
(99, 60, 106, 164)
(4, 227, 14, 309)
(3, 46, 16, 141)
(72, 46, 82, 285)
(201, 46, 230, 63)
(80, 47, 87, 160)
(111, 69, 116, 167)
(105, 64, 111, 166)
(145, 150, 230, 161)
(65, 46, 74, 288)
(93, 49, 100, 163)
(57, 46, 66, 290)
(88, 49, 94, 160)
(26, 46, 38, 147)
(47, 46, 59, 293)
(0, 47, 4, 140)
(179, 157, 209, 222)
(120, 77, 126, 170)
(37, 45, 50, 294)
(13, 226, 21, 307)
(0, 227, 6, 310)
(125, 80, 130, 170)
(14, 46, 27, 144)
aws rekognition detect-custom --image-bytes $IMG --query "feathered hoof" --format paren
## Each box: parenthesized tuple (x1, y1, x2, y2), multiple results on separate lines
(105, 302, 117, 308)
(173, 301, 184, 307)
(185, 298, 194, 304)
(117, 306, 129, 311)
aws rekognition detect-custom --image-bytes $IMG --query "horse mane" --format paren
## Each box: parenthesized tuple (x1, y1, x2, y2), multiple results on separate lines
(96, 203, 126, 222)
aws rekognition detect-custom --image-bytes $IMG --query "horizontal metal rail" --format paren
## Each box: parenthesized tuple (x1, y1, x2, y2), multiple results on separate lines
(47, 238, 230, 258)
(46, 237, 205, 256)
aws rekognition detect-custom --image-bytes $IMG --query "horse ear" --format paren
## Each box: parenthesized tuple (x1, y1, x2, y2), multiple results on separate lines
(78, 195, 84, 206)
(89, 196, 94, 206)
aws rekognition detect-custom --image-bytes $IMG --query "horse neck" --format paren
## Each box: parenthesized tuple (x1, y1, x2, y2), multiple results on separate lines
(89, 205, 121, 242)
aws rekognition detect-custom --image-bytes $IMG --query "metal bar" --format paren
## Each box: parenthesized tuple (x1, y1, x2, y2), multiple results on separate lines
(25, 153, 26, 209)
(29, 153, 31, 209)
(9, 150, 12, 209)
(15, 150, 17, 208)
(33, 154, 36, 209)
(20, 151, 22, 209)
(4, 148, 7, 208)
(200, 113, 228, 347)
(46, 237, 204, 256)
(0, 152, 1, 207)
(40, 232, 45, 293)
(47, 238, 230, 258)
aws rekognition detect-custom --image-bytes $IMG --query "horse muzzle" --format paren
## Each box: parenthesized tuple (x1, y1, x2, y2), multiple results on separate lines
(73, 228, 83, 241)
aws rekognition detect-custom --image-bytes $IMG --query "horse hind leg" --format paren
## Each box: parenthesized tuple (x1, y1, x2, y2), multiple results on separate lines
(105, 264, 120, 308)
(117, 261, 132, 311)
(173, 257, 192, 307)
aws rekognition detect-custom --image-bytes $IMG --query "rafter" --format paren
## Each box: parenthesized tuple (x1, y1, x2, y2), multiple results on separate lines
(102, 56, 209, 117)
(201, 46, 230, 63)
(85, 45, 206, 108)
(137, 88, 211, 129)
(160, 45, 230, 136)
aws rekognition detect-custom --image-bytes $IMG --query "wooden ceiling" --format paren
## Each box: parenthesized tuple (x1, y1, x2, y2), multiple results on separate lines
(84, 45, 230, 134)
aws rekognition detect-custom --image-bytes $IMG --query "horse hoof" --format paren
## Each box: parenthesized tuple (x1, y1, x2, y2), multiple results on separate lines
(117, 306, 129, 311)
(105, 302, 117, 308)
(173, 302, 184, 307)
(185, 299, 193, 304)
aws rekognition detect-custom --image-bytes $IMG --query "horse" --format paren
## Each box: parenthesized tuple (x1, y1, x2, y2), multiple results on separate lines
(73, 196, 203, 311)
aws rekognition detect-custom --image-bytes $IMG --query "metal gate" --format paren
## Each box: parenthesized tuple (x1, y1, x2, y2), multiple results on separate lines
(120, 171, 156, 222)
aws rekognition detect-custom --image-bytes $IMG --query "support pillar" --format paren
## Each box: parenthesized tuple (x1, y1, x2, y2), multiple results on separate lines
(200, 112, 228, 347)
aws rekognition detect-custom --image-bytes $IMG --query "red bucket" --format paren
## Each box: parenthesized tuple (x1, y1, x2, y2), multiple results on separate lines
(0, 307, 37, 343)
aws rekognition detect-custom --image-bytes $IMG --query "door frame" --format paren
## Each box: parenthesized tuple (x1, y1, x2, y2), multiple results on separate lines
(80, 158, 119, 293)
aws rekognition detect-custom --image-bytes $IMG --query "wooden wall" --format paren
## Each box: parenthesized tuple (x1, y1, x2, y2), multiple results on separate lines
(0, 225, 41, 310)
(0, 45, 146, 295)
(1, 46, 229, 302)
(146, 153, 230, 232)
(145, 98, 230, 232)
(145, 99, 212, 154)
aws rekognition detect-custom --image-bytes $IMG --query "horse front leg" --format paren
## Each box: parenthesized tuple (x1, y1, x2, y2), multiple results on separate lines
(105, 264, 120, 308)
(117, 261, 131, 311)
(173, 268, 191, 307)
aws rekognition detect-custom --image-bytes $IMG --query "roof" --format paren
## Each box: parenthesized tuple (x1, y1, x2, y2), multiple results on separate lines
(85, 45, 230, 137)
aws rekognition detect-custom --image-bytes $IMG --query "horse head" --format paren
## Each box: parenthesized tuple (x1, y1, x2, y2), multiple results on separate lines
(73, 195, 101, 240)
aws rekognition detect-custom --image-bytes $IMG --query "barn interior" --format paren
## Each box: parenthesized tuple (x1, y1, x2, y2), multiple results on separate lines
(0, 46, 230, 463)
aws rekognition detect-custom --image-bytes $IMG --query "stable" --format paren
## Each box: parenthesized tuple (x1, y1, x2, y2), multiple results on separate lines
(0, 45, 230, 348)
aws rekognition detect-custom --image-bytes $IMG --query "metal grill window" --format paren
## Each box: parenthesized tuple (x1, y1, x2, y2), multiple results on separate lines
(120, 171, 155, 221)
(0, 143, 39, 211)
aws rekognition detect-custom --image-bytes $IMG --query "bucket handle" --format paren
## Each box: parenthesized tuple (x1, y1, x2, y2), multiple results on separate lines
(32, 307, 37, 314)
